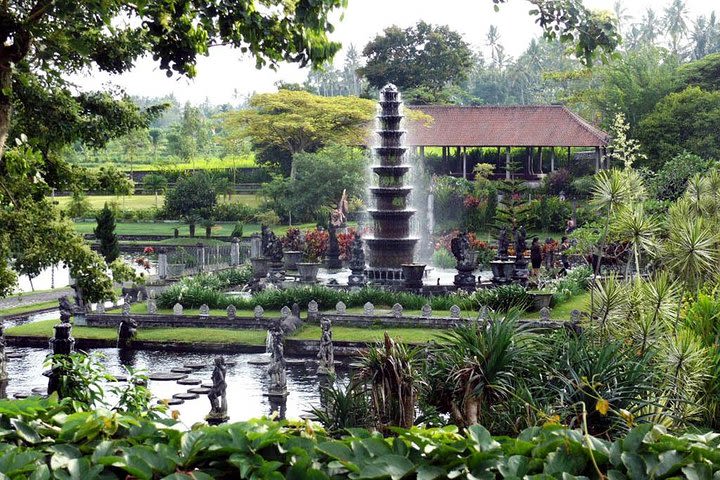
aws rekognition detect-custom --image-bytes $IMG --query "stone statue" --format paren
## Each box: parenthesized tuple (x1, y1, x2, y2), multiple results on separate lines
(58, 296, 73, 323)
(349, 232, 365, 271)
(450, 232, 472, 266)
(497, 227, 509, 259)
(261, 225, 271, 256)
(317, 318, 335, 375)
(326, 214, 342, 269)
(264, 231, 284, 263)
(117, 317, 138, 349)
(267, 324, 287, 396)
(70, 283, 85, 313)
(330, 189, 349, 228)
(207, 357, 228, 423)
(0, 323, 7, 385)
(514, 226, 527, 261)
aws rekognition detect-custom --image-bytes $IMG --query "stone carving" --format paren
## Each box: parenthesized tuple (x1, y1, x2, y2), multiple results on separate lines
(254, 305, 264, 319)
(335, 301, 346, 314)
(291, 303, 300, 318)
(117, 317, 138, 349)
(514, 226, 528, 261)
(148, 289, 156, 300)
(59, 296, 73, 323)
(173, 303, 183, 316)
(449, 305, 461, 319)
(392, 303, 403, 318)
(539, 306, 551, 322)
(226, 305, 237, 319)
(206, 357, 229, 424)
(136, 290, 144, 303)
(498, 227, 510, 259)
(46, 319, 75, 396)
(478, 305, 489, 321)
(348, 232, 367, 286)
(280, 306, 291, 319)
(317, 318, 335, 375)
(199, 304, 210, 317)
(308, 300, 320, 320)
(451, 232, 472, 266)
(570, 309, 581, 324)
(96, 302, 106, 314)
(421, 304, 432, 318)
(267, 324, 287, 396)
(147, 298, 157, 315)
(363, 302, 375, 316)
(452, 232, 476, 289)
(264, 230, 284, 263)
(122, 295, 131, 316)
(326, 222, 342, 269)
(330, 189, 348, 228)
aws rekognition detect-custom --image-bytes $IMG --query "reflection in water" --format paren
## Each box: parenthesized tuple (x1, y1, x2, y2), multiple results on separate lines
(3, 347, 346, 425)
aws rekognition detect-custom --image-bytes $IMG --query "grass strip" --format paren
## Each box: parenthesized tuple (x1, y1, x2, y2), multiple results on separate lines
(0, 301, 60, 317)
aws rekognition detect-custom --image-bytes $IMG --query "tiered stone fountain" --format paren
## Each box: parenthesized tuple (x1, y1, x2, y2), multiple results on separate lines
(365, 84, 421, 283)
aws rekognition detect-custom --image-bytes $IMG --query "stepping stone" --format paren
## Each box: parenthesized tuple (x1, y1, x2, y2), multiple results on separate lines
(248, 358, 271, 365)
(109, 375, 127, 382)
(31, 387, 46, 394)
(13, 393, 28, 399)
(183, 363, 206, 370)
(149, 372, 188, 381)
(188, 387, 211, 395)
(6, 353, 24, 359)
(286, 359, 307, 366)
(172, 392, 199, 401)
(201, 382, 214, 389)
(170, 368, 192, 374)
(224, 361, 236, 367)
(177, 378, 202, 386)
(157, 398, 184, 406)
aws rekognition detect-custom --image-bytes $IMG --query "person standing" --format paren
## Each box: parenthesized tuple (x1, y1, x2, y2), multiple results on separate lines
(530, 237, 542, 277)
(559, 236, 571, 271)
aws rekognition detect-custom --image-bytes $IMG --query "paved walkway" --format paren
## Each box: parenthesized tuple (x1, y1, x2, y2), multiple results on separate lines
(0, 288, 73, 311)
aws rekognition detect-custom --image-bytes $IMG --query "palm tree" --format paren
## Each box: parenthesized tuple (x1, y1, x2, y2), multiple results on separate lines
(142, 173, 168, 208)
(590, 169, 634, 274)
(662, 214, 718, 292)
(639, 8, 660, 46)
(663, 0, 689, 56)
(611, 203, 659, 277)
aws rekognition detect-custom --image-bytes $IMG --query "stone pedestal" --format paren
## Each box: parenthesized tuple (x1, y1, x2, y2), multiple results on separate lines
(297, 262, 320, 283)
(157, 248, 168, 279)
(196, 243, 206, 272)
(250, 257, 270, 279)
(326, 226, 342, 270)
(401, 264, 426, 289)
(490, 259, 515, 285)
(250, 233, 262, 259)
(512, 258, 530, 286)
(283, 251, 303, 271)
(269, 263, 285, 283)
(230, 238, 240, 266)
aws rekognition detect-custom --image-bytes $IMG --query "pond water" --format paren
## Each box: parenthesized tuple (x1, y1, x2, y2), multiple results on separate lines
(4, 347, 346, 425)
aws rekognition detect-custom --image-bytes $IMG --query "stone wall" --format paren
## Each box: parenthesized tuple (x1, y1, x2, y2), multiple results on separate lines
(86, 313, 271, 330)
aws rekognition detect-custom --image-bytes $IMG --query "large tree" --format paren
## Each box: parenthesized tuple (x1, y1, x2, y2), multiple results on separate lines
(0, 0, 345, 298)
(359, 21, 474, 102)
(222, 90, 375, 176)
(164, 172, 217, 238)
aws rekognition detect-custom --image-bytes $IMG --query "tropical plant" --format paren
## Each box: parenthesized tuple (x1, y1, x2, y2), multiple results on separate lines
(94, 203, 120, 263)
(355, 333, 420, 430)
(142, 173, 168, 208)
(425, 309, 532, 428)
(610, 203, 660, 277)
(309, 380, 372, 434)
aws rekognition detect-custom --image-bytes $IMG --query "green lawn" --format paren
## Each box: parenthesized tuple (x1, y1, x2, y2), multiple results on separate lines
(55, 193, 260, 211)
(0, 301, 59, 317)
(74, 221, 325, 237)
(526, 292, 590, 320)
(296, 326, 442, 344)
(118, 155, 258, 172)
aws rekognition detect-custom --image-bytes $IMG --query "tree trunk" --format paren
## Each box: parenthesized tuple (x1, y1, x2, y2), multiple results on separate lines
(189, 223, 196, 238)
(0, 64, 12, 160)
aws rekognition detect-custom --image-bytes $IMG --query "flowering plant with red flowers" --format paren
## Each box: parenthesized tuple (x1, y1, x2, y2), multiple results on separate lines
(337, 227, 357, 261)
(143, 246, 155, 255)
(303, 228, 328, 262)
(281, 227, 303, 251)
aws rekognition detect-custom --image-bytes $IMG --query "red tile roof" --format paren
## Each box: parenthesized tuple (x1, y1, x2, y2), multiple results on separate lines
(403, 105, 609, 147)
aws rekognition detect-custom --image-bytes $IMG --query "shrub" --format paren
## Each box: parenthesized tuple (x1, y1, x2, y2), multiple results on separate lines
(431, 247, 455, 268)
(543, 168, 573, 195)
(471, 284, 530, 311)
(524, 196, 572, 232)
(230, 222, 244, 238)
(254, 209, 280, 226)
(212, 202, 257, 222)
(570, 175, 595, 196)
(650, 151, 715, 201)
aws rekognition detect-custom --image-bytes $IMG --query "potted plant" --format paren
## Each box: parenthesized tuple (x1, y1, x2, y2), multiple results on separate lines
(297, 228, 327, 282)
(281, 227, 303, 270)
(527, 277, 555, 311)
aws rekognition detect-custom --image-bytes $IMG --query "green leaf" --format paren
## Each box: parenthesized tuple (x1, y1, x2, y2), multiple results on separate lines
(499, 455, 530, 478)
(49, 444, 82, 470)
(356, 454, 415, 480)
(620, 452, 647, 480)
(544, 446, 587, 476)
(468, 425, 500, 452)
(417, 465, 446, 480)
(606, 470, 628, 480)
(649, 450, 685, 477)
(317, 441, 355, 463)
(10, 419, 42, 444)
(29, 465, 51, 480)
(622, 425, 652, 453)
(682, 464, 712, 480)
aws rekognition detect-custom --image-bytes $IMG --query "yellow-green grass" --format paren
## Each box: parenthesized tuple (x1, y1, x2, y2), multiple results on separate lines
(118, 155, 258, 172)
(0, 301, 59, 317)
(73, 221, 322, 237)
(295, 326, 442, 344)
(54, 193, 260, 211)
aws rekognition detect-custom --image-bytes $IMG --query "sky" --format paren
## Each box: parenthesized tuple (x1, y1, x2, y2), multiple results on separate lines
(73, 0, 715, 105)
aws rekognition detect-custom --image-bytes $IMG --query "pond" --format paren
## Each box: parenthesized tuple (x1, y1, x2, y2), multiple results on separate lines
(3, 347, 346, 425)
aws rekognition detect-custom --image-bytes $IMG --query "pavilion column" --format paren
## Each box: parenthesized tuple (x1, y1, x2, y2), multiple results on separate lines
(567, 147, 571, 164)
(602, 147, 608, 169)
(462, 146, 467, 179)
(594, 146, 601, 173)
(550, 148, 555, 172)
(505, 147, 511, 180)
(496, 147, 501, 175)
(538, 147, 543, 174)
(526, 147, 533, 175)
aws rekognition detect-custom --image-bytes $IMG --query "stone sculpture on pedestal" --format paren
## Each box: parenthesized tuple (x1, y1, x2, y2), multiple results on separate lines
(267, 324, 287, 397)
(317, 318, 335, 375)
(348, 232, 367, 286)
(206, 356, 229, 424)
(451, 232, 476, 289)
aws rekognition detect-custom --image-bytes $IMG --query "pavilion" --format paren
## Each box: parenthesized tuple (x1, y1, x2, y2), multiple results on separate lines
(404, 105, 610, 180)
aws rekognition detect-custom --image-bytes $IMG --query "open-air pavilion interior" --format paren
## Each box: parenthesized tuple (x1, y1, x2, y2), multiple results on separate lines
(405, 105, 611, 180)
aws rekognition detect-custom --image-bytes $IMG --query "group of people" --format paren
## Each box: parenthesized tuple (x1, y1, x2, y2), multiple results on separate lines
(529, 235, 572, 277)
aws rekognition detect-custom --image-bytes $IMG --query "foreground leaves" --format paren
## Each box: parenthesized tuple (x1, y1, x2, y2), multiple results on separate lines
(1, 396, 720, 479)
